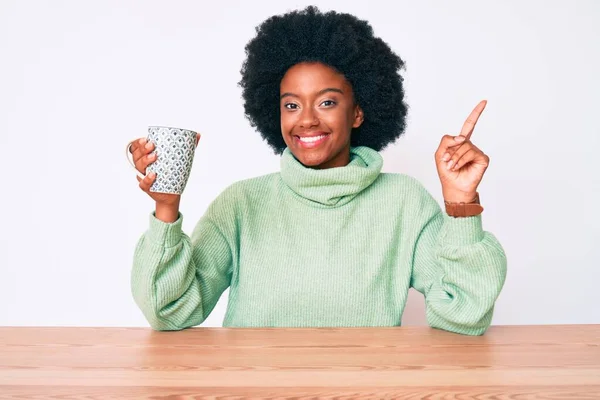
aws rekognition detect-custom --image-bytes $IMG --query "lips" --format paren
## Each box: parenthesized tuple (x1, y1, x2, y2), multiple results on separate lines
(293, 132, 331, 149)
(294, 133, 330, 149)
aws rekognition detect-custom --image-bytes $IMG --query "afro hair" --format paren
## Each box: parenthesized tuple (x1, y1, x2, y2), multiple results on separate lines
(239, 5, 408, 154)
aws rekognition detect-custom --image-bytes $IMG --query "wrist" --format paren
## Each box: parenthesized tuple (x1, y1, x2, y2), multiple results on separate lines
(443, 192, 483, 218)
(442, 190, 478, 204)
(155, 201, 180, 223)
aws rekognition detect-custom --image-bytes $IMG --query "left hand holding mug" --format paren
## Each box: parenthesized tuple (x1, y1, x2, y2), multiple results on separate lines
(435, 100, 490, 203)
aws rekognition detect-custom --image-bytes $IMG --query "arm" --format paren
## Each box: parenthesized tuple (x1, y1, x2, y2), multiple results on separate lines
(131, 211, 233, 331)
(410, 192, 507, 335)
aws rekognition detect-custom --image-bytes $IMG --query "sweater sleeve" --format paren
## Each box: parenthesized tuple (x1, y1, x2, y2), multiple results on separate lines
(409, 188, 507, 336)
(130, 211, 233, 331)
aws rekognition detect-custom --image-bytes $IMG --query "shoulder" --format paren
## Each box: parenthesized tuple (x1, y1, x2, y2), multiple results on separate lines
(374, 172, 441, 216)
(375, 172, 435, 198)
(219, 172, 280, 200)
(204, 172, 279, 217)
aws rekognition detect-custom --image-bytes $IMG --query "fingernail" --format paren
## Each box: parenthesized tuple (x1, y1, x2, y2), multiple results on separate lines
(140, 138, 146, 144)
(145, 142, 152, 150)
(148, 172, 155, 178)
(455, 136, 465, 142)
(442, 153, 450, 161)
(447, 160, 454, 169)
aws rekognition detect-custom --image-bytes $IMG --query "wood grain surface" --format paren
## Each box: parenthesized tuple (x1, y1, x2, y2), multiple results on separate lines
(0, 325, 599, 399)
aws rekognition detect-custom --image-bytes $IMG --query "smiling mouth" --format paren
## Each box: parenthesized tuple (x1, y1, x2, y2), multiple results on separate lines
(294, 133, 331, 148)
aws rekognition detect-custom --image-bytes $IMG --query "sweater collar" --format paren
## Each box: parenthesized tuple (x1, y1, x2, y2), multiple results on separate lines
(280, 146, 383, 207)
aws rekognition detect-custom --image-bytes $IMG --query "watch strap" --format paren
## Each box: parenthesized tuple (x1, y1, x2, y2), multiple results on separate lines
(444, 192, 484, 217)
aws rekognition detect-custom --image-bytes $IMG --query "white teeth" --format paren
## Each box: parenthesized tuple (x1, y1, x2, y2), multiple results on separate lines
(299, 135, 327, 143)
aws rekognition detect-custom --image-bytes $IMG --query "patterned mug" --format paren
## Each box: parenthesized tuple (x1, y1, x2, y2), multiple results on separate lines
(126, 126, 198, 194)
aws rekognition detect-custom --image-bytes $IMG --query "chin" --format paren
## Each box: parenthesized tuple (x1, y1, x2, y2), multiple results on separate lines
(293, 150, 330, 168)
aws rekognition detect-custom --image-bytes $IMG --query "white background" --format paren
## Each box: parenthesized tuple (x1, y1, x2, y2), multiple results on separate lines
(1, 0, 598, 327)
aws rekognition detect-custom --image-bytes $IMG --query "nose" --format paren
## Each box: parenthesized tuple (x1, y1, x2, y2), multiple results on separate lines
(299, 106, 319, 128)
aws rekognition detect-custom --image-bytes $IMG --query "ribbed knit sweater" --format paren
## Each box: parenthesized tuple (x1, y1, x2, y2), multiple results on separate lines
(131, 146, 507, 335)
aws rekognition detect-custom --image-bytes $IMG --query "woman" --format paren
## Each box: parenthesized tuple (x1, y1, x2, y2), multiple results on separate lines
(128, 6, 506, 335)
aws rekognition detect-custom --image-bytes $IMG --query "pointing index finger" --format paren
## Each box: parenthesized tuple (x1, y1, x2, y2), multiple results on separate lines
(459, 100, 487, 139)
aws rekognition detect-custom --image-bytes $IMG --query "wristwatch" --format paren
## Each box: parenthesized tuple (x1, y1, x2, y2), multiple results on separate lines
(444, 192, 484, 218)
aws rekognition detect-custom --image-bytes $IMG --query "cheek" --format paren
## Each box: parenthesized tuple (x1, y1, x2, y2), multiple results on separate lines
(280, 111, 295, 133)
(320, 108, 351, 130)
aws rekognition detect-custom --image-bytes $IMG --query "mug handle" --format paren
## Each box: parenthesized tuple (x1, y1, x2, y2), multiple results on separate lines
(125, 140, 147, 180)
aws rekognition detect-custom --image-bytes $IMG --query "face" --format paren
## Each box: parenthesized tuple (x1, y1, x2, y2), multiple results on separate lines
(280, 62, 364, 169)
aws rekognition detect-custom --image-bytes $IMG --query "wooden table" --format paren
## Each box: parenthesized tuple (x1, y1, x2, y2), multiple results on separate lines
(1, 325, 599, 399)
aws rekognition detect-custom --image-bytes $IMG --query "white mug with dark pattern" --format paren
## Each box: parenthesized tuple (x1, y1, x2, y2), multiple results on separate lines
(126, 126, 198, 194)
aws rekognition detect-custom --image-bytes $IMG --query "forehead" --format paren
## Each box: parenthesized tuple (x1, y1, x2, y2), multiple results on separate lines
(280, 62, 351, 93)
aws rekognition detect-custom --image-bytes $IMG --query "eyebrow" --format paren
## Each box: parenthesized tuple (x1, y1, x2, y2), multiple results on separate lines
(280, 87, 344, 100)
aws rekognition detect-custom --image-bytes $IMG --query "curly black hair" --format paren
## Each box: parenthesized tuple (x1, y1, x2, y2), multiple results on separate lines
(238, 5, 408, 154)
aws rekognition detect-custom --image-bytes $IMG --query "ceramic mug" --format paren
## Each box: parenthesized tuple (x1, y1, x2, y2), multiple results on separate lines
(126, 126, 198, 194)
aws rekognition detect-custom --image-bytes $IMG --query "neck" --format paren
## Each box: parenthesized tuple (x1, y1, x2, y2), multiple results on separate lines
(308, 144, 351, 170)
(280, 146, 383, 207)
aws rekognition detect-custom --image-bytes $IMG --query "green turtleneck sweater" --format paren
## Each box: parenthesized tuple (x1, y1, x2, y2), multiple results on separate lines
(131, 146, 507, 335)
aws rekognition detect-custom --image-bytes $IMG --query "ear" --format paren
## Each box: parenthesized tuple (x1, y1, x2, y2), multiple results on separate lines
(352, 105, 364, 128)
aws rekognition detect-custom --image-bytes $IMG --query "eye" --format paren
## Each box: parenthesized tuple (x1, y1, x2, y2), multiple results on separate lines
(284, 103, 298, 110)
(321, 100, 337, 107)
